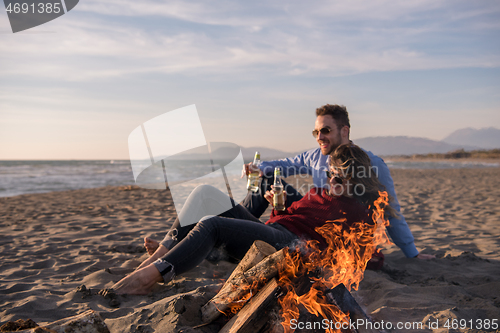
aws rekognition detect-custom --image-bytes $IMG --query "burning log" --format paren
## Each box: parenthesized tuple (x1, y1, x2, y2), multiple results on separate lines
(221, 240, 277, 292)
(215, 241, 384, 333)
(201, 247, 284, 324)
(219, 278, 281, 333)
(218, 272, 325, 333)
(218, 278, 380, 333)
(325, 284, 380, 333)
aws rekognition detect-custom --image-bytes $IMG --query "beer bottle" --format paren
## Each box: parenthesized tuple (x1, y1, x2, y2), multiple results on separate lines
(273, 167, 285, 211)
(247, 151, 261, 192)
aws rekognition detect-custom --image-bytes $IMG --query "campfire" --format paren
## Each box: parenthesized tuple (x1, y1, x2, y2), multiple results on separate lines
(201, 191, 392, 333)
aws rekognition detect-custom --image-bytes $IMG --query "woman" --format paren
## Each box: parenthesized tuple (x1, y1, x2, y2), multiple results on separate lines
(113, 143, 396, 295)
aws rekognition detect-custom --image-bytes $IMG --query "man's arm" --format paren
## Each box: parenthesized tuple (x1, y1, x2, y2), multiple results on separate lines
(259, 151, 310, 178)
(368, 153, 421, 258)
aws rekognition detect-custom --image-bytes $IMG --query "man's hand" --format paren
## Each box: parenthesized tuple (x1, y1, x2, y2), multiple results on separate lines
(241, 162, 263, 178)
(416, 253, 435, 260)
(264, 186, 287, 206)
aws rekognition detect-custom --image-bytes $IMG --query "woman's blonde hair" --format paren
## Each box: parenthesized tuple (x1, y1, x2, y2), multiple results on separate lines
(330, 143, 399, 218)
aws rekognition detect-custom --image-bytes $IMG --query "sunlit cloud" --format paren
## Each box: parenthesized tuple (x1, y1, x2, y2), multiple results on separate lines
(1, 0, 499, 82)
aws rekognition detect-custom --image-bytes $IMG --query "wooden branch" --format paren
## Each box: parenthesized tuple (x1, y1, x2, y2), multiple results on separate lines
(6, 310, 110, 333)
(201, 248, 284, 324)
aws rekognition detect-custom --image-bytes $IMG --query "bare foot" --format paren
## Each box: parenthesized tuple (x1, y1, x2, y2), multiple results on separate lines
(113, 264, 163, 295)
(144, 237, 159, 256)
(137, 244, 169, 270)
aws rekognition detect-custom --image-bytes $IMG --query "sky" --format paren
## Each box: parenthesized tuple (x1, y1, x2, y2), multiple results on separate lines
(0, 0, 499, 160)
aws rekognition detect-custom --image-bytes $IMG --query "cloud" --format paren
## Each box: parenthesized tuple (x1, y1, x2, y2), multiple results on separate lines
(0, 0, 499, 82)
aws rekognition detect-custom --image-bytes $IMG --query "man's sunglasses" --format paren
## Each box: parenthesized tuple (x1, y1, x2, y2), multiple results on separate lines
(312, 127, 331, 138)
(326, 170, 343, 184)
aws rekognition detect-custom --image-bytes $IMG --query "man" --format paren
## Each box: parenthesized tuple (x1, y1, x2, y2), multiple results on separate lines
(242, 104, 433, 259)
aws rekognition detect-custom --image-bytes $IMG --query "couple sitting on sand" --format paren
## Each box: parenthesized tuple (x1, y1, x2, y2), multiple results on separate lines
(113, 104, 434, 295)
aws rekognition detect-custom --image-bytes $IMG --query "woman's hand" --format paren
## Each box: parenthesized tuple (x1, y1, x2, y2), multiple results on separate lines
(264, 186, 287, 206)
(264, 189, 274, 205)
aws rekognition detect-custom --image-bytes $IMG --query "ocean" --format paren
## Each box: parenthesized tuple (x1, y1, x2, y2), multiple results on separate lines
(0, 159, 498, 198)
(0, 160, 135, 198)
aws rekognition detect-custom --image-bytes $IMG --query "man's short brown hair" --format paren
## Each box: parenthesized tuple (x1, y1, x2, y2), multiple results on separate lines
(316, 104, 350, 129)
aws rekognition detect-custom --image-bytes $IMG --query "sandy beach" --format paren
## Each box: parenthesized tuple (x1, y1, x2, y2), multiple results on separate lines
(1, 168, 499, 332)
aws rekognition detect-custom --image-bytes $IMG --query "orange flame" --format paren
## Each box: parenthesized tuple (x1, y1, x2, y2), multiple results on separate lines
(278, 191, 392, 332)
(225, 285, 255, 314)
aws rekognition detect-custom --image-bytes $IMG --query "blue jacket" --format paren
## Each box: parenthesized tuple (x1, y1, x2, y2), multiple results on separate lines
(259, 147, 419, 258)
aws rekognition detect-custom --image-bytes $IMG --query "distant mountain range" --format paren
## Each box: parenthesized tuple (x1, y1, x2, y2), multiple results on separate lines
(168, 128, 500, 161)
(242, 127, 500, 158)
(353, 136, 475, 156)
(240, 147, 302, 161)
(442, 127, 500, 149)
(355, 127, 500, 156)
(164, 145, 301, 162)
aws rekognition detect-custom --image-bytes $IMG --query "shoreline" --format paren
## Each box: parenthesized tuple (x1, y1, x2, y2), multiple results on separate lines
(2, 165, 499, 200)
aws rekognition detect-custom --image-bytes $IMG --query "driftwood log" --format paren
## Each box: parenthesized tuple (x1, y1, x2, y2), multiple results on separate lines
(201, 245, 283, 324)
(2, 310, 110, 333)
